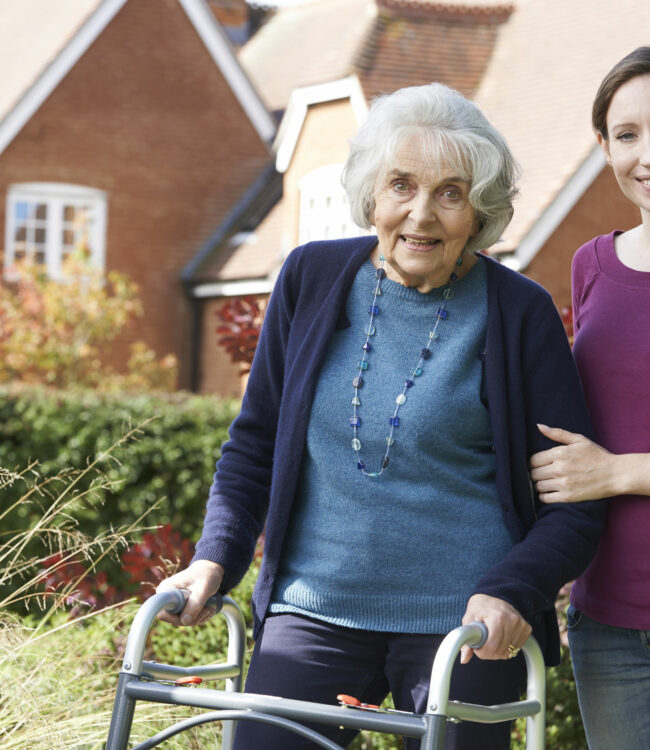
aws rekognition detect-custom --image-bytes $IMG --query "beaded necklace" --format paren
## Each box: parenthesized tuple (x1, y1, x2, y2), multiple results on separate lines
(350, 254, 463, 478)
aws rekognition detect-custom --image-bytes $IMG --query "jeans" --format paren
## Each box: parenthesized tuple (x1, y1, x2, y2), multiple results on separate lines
(567, 604, 650, 750)
(233, 612, 526, 750)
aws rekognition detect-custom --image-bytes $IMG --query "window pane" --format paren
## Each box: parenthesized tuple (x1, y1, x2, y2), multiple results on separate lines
(12, 201, 49, 262)
(7, 185, 106, 277)
(64, 205, 90, 228)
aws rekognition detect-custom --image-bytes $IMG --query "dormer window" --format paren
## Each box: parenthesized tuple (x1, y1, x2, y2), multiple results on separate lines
(4, 183, 107, 277)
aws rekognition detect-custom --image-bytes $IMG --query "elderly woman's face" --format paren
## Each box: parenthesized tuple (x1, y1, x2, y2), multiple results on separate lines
(371, 137, 478, 293)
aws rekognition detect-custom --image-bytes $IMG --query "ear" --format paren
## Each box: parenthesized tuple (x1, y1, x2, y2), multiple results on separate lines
(597, 131, 612, 165)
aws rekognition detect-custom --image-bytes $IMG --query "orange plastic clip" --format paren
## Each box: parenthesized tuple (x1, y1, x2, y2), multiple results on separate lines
(337, 694, 379, 709)
(175, 676, 203, 686)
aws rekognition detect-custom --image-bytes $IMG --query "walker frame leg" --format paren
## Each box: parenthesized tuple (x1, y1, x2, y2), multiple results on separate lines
(106, 673, 137, 750)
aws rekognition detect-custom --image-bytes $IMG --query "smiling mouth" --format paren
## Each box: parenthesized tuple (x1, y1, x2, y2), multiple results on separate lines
(401, 235, 441, 248)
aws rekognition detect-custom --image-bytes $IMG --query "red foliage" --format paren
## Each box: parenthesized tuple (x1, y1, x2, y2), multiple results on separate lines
(121, 524, 194, 600)
(40, 552, 118, 618)
(215, 296, 265, 373)
(39, 524, 195, 616)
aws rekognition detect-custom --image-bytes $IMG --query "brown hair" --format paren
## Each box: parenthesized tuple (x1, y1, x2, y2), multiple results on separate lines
(592, 46, 650, 139)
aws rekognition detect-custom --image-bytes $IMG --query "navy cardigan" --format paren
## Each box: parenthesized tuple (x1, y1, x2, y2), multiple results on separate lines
(194, 237, 606, 665)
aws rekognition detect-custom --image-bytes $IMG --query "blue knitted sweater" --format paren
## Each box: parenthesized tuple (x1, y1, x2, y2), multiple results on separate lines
(270, 260, 513, 632)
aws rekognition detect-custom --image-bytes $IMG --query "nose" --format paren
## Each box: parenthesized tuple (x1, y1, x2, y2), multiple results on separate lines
(641, 132, 650, 167)
(408, 191, 439, 227)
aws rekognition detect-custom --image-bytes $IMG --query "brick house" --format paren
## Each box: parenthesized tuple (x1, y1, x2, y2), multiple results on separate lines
(188, 0, 650, 396)
(0, 0, 275, 389)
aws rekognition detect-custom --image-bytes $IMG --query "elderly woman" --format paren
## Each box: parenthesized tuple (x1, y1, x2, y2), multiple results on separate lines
(158, 83, 605, 750)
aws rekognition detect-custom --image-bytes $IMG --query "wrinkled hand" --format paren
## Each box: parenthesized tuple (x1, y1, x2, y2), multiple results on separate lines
(460, 594, 531, 664)
(156, 559, 225, 627)
(530, 424, 615, 503)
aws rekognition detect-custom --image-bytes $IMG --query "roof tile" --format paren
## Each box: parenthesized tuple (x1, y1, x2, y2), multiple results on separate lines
(355, 7, 506, 99)
(239, 0, 376, 113)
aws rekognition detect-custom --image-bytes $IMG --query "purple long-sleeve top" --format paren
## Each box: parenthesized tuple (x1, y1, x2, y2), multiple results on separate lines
(570, 231, 650, 629)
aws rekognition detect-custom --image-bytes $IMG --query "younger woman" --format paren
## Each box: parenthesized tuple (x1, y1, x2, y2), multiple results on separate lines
(530, 47, 650, 750)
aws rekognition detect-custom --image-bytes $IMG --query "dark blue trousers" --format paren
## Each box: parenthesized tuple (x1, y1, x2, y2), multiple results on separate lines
(233, 613, 526, 750)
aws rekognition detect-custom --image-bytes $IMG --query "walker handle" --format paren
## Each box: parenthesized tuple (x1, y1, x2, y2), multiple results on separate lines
(162, 588, 223, 616)
(465, 621, 488, 649)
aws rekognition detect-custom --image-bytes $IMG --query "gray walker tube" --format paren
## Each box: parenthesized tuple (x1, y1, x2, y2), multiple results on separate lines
(105, 590, 546, 750)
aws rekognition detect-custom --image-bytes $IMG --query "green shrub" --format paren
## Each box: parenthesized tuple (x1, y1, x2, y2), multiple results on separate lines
(0, 385, 239, 545)
(543, 647, 586, 749)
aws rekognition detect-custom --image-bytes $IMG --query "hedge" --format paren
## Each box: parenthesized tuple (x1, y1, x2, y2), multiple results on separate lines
(0, 385, 240, 544)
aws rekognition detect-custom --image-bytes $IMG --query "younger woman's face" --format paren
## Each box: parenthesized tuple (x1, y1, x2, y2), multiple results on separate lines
(599, 73, 650, 215)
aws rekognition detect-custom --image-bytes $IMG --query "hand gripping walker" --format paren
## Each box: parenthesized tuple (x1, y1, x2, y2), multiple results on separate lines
(106, 590, 546, 750)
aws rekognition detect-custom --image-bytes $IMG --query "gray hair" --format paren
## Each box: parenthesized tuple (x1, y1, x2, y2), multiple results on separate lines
(341, 83, 519, 253)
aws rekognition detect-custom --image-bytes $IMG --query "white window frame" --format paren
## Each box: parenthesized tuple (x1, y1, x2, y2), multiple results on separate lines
(4, 183, 108, 277)
(298, 164, 370, 245)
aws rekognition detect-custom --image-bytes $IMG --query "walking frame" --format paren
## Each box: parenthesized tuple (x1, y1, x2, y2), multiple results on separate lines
(106, 590, 546, 750)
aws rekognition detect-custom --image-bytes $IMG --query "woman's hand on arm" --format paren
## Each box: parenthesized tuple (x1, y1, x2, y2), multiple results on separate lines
(460, 594, 532, 664)
(530, 424, 650, 503)
(155, 559, 225, 627)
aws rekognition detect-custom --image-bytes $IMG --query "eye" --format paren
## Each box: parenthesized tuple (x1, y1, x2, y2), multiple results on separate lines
(615, 131, 636, 141)
(391, 180, 410, 193)
(439, 186, 464, 202)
